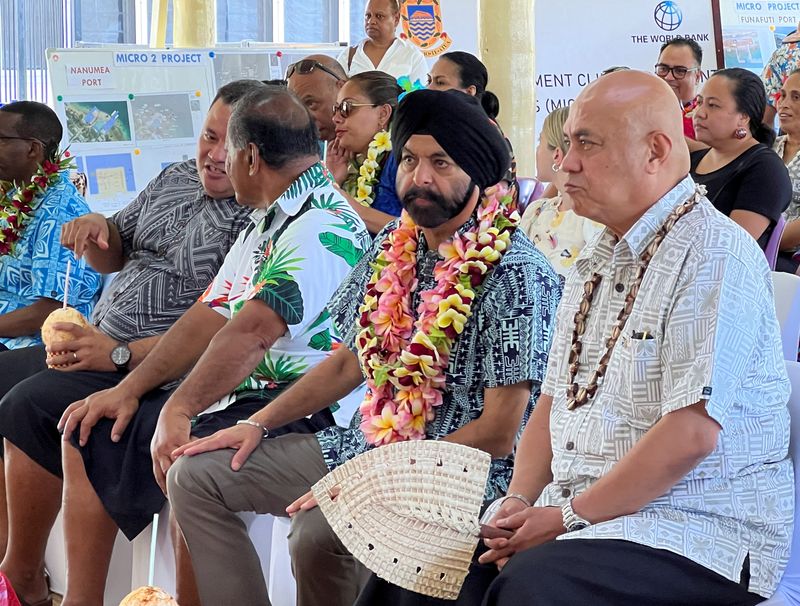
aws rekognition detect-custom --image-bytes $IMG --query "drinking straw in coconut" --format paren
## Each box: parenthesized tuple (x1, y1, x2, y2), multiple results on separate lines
(63, 259, 72, 310)
(148, 512, 159, 587)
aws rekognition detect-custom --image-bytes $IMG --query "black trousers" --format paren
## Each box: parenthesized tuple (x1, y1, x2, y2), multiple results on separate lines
(483, 539, 764, 606)
(357, 540, 764, 606)
(0, 344, 47, 400)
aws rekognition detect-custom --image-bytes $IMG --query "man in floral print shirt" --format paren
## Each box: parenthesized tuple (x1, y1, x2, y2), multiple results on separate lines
(52, 85, 369, 605)
(166, 90, 560, 606)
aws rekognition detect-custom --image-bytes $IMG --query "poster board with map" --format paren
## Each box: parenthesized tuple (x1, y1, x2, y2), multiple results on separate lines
(47, 43, 343, 214)
(47, 47, 215, 214)
(717, 0, 798, 75)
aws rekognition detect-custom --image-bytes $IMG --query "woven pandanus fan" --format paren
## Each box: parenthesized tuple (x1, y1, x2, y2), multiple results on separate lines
(313, 440, 490, 599)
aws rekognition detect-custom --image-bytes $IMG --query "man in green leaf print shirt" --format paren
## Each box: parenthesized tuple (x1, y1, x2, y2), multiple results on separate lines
(167, 90, 561, 606)
(55, 85, 370, 605)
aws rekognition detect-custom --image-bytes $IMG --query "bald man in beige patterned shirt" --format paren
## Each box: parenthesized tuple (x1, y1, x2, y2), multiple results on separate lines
(476, 70, 793, 606)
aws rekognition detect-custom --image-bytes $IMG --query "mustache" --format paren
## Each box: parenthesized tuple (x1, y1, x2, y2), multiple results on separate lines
(401, 186, 447, 207)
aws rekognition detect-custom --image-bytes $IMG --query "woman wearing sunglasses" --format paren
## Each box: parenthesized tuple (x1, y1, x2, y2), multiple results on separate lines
(326, 70, 403, 234)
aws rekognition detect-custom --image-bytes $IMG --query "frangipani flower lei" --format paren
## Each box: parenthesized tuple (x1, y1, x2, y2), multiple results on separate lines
(355, 183, 520, 445)
(0, 149, 74, 257)
(344, 130, 391, 208)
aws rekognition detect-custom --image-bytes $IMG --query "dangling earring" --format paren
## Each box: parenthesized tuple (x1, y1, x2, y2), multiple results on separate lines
(734, 127, 748, 139)
(552, 162, 560, 173)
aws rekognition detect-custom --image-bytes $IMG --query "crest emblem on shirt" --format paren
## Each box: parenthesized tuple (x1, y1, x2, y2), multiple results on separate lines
(400, 0, 452, 58)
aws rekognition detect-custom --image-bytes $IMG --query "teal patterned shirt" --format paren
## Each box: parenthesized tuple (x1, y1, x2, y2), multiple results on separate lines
(317, 220, 562, 499)
(199, 163, 370, 413)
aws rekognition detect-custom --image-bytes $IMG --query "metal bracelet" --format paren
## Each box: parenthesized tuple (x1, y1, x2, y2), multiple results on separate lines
(236, 419, 270, 439)
(480, 493, 532, 524)
(504, 493, 533, 508)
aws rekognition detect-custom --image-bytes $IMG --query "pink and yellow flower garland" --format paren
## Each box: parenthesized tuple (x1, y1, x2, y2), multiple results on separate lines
(355, 184, 519, 445)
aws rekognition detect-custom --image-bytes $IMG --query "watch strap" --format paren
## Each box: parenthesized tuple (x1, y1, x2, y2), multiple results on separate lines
(561, 498, 590, 532)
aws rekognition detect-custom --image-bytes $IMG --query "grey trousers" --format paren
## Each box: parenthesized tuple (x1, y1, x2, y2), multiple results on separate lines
(167, 432, 368, 606)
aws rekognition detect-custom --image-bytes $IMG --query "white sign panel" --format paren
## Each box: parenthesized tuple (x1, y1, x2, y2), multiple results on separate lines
(534, 0, 717, 136)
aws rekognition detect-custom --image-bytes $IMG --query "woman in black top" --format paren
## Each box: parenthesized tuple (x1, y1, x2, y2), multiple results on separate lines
(691, 67, 791, 250)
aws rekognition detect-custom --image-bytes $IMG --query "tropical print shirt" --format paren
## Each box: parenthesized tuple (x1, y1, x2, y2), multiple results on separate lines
(316, 221, 562, 500)
(763, 40, 800, 108)
(199, 163, 370, 414)
(0, 173, 101, 349)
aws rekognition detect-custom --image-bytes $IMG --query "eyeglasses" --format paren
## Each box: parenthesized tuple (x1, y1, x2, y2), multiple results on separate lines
(332, 100, 378, 118)
(0, 135, 44, 145)
(285, 60, 343, 82)
(655, 64, 699, 80)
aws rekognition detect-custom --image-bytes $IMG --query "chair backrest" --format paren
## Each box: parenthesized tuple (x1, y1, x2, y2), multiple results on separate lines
(765, 215, 787, 270)
(768, 360, 800, 605)
(516, 177, 544, 215)
(772, 271, 800, 361)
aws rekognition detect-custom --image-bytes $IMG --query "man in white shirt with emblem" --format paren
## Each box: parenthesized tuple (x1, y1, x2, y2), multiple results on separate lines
(339, 0, 428, 84)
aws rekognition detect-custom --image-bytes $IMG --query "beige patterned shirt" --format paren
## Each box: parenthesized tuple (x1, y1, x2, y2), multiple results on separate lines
(539, 176, 794, 597)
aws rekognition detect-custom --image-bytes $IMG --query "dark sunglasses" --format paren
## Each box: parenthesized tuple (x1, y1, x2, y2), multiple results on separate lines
(332, 100, 378, 118)
(654, 63, 699, 80)
(285, 60, 343, 82)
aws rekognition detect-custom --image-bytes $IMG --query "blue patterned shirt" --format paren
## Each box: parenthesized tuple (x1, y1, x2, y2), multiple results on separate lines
(541, 176, 794, 597)
(317, 220, 562, 499)
(0, 173, 101, 349)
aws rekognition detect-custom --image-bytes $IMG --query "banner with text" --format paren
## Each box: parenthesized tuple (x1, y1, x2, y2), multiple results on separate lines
(534, 0, 716, 138)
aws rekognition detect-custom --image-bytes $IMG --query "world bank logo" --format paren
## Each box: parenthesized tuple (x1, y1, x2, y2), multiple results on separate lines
(654, 1, 683, 31)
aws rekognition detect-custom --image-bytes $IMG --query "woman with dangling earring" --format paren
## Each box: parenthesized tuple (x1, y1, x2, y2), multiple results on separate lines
(519, 106, 603, 277)
(690, 68, 792, 250)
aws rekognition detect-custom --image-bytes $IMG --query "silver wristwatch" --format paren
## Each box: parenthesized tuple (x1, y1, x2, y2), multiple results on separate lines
(561, 498, 590, 532)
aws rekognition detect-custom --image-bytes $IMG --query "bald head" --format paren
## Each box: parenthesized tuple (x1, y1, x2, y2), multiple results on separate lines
(561, 70, 691, 235)
(227, 86, 319, 169)
(287, 54, 345, 141)
(304, 54, 346, 80)
(582, 70, 686, 154)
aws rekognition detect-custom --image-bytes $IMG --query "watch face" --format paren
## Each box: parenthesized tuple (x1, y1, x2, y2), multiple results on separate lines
(111, 345, 131, 366)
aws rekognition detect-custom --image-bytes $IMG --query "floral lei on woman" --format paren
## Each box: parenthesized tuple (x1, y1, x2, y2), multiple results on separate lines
(343, 130, 391, 208)
(355, 184, 520, 445)
(0, 150, 73, 256)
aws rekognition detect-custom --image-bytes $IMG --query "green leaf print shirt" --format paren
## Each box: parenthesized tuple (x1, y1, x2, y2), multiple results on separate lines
(198, 163, 370, 413)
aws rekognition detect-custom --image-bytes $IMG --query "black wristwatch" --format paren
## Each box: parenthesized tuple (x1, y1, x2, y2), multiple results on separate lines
(110, 343, 132, 372)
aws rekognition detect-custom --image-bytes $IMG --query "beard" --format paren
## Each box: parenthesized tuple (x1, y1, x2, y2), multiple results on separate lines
(400, 179, 477, 228)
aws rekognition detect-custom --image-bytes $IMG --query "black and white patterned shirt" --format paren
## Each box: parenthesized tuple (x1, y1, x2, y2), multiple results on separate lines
(91, 160, 251, 342)
(317, 221, 562, 500)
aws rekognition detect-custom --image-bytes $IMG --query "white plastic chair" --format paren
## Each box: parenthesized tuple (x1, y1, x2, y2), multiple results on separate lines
(268, 516, 297, 606)
(772, 272, 800, 361)
(761, 360, 800, 605)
